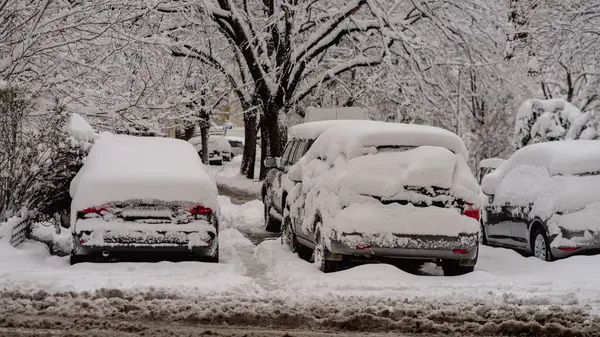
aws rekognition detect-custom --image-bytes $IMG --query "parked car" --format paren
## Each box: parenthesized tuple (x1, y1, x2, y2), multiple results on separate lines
(188, 135, 232, 165)
(69, 134, 220, 264)
(210, 136, 232, 162)
(225, 136, 244, 156)
(262, 120, 354, 232)
(275, 121, 481, 274)
(481, 140, 600, 261)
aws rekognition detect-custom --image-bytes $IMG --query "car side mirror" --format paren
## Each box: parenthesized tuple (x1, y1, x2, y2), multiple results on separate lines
(264, 157, 277, 169)
(288, 163, 302, 182)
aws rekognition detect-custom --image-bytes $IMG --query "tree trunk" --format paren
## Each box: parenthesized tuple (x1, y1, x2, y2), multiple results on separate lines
(258, 106, 284, 180)
(241, 111, 257, 179)
(200, 125, 209, 165)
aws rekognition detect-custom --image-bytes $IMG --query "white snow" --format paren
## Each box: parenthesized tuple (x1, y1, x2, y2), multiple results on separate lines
(189, 135, 232, 154)
(288, 119, 366, 140)
(65, 113, 97, 142)
(70, 134, 218, 224)
(479, 157, 505, 169)
(328, 203, 478, 238)
(482, 140, 600, 195)
(303, 121, 469, 162)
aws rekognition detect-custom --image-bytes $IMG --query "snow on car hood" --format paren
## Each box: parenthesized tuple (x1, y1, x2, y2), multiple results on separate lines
(333, 147, 480, 206)
(70, 134, 218, 218)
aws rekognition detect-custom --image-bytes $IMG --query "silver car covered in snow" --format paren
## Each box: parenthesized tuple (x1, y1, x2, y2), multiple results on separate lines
(69, 134, 220, 264)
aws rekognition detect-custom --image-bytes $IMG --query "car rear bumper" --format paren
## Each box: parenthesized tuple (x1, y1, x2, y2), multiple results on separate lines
(329, 232, 478, 263)
(550, 234, 600, 259)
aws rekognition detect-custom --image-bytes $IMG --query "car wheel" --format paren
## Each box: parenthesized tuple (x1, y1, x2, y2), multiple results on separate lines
(532, 227, 554, 261)
(312, 235, 341, 273)
(281, 217, 297, 252)
(441, 260, 474, 276)
(264, 205, 281, 232)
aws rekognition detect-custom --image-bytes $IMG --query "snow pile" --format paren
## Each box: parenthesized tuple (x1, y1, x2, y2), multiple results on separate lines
(217, 196, 264, 234)
(70, 134, 218, 222)
(514, 98, 600, 148)
(288, 122, 480, 246)
(29, 222, 71, 256)
(0, 217, 21, 242)
(65, 113, 97, 142)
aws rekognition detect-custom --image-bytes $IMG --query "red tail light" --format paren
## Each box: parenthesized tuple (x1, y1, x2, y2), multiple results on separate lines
(82, 207, 110, 214)
(558, 247, 578, 252)
(462, 202, 480, 221)
(189, 206, 213, 215)
(452, 249, 469, 255)
(355, 244, 372, 250)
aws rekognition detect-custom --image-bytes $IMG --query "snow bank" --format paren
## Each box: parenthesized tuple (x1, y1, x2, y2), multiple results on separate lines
(29, 222, 71, 256)
(70, 134, 218, 221)
(65, 113, 97, 142)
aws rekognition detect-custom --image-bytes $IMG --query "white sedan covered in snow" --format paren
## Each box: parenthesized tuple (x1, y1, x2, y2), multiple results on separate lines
(482, 140, 600, 261)
(68, 134, 220, 264)
(283, 121, 481, 275)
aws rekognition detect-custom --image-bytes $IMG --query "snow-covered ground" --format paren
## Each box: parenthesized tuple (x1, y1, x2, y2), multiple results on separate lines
(2, 158, 600, 334)
(208, 154, 262, 200)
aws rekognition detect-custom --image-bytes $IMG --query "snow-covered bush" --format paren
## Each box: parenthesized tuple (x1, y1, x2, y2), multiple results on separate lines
(514, 98, 599, 149)
(0, 86, 95, 221)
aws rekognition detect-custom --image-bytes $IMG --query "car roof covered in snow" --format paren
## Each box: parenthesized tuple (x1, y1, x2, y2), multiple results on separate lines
(303, 121, 469, 161)
(70, 133, 218, 213)
(288, 120, 368, 140)
(479, 158, 505, 169)
(208, 135, 232, 150)
(481, 140, 600, 194)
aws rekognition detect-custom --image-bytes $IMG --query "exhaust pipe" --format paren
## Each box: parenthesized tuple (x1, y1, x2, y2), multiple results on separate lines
(101, 250, 110, 258)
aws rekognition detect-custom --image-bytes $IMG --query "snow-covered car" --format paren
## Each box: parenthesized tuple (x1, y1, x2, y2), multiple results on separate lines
(188, 135, 231, 165)
(262, 120, 358, 232)
(481, 140, 600, 261)
(209, 136, 232, 162)
(69, 134, 220, 264)
(282, 121, 482, 274)
(477, 157, 505, 184)
(225, 136, 244, 156)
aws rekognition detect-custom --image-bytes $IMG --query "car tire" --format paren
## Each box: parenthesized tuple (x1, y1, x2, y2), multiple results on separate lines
(441, 261, 474, 276)
(532, 227, 554, 261)
(312, 234, 341, 273)
(264, 205, 281, 232)
(281, 217, 297, 252)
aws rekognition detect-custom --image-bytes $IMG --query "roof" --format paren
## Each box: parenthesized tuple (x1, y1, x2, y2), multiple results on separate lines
(288, 120, 370, 140)
(482, 140, 600, 194)
(304, 121, 469, 161)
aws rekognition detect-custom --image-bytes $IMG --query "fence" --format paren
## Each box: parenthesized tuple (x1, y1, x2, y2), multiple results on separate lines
(0, 216, 31, 247)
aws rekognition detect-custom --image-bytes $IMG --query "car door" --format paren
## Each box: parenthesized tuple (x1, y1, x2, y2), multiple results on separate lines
(273, 140, 300, 213)
(484, 196, 515, 246)
(509, 204, 532, 249)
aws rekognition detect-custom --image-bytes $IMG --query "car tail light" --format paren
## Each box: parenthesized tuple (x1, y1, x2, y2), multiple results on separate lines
(355, 244, 372, 250)
(82, 207, 110, 214)
(79, 238, 87, 245)
(462, 202, 480, 221)
(189, 206, 213, 215)
(558, 247, 578, 252)
(452, 249, 469, 255)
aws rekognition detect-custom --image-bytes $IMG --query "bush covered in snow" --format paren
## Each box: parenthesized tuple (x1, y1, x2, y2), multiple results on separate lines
(514, 98, 599, 149)
(0, 86, 95, 221)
